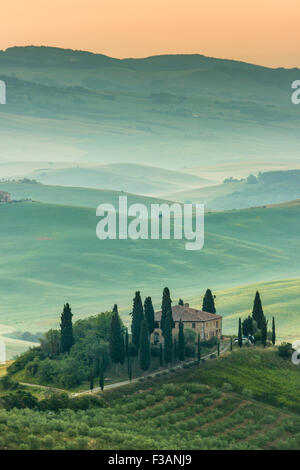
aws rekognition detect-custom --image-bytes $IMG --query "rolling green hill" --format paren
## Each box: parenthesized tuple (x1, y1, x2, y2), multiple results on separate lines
(0, 180, 173, 209)
(24, 163, 213, 195)
(0, 46, 300, 170)
(166, 170, 300, 210)
(1, 198, 300, 359)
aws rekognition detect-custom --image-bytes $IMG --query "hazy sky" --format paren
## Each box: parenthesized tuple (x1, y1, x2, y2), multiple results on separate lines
(1, 0, 300, 67)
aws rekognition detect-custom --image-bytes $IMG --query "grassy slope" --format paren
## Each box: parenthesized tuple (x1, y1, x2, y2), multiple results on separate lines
(189, 278, 300, 342)
(0, 181, 173, 209)
(165, 174, 300, 210)
(0, 199, 300, 347)
(165, 181, 246, 204)
(189, 348, 300, 413)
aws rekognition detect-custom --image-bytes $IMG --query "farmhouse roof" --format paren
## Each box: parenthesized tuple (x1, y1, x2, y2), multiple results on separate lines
(155, 304, 222, 322)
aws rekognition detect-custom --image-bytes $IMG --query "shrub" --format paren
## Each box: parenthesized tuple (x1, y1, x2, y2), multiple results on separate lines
(222, 382, 233, 392)
(242, 388, 254, 399)
(278, 342, 293, 359)
(43, 435, 54, 450)
(1, 390, 38, 410)
(26, 435, 41, 450)
(0, 375, 19, 391)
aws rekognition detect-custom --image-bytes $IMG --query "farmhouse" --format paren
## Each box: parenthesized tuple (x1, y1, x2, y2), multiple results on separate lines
(0, 191, 11, 203)
(152, 303, 222, 344)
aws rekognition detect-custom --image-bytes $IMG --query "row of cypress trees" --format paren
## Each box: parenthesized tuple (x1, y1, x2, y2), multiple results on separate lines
(238, 291, 276, 347)
(59, 287, 217, 357)
(59, 287, 218, 389)
(109, 287, 190, 379)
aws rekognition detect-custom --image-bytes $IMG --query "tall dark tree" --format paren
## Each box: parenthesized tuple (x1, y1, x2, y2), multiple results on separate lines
(173, 338, 177, 359)
(109, 304, 124, 367)
(261, 316, 268, 348)
(127, 342, 132, 378)
(252, 291, 264, 330)
(89, 368, 94, 391)
(124, 328, 129, 357)
(238, 318, 243, 348)
(178, 319, 185, 361)
(242, 316, 255, 337)
(60, 303, 74, 354)
(202, 289, 216, 314)
(217, 340, 220, 357)
(144, 296, 155, 335)
(99, 359, 104, 391)
(120, 332, 125, 365)
(94, 358, 100, 378)
(131, 291, 144, 347)
(139, 318, 151, 372)
(197, 333, 201, 362)
(164, 309, 173, 365)
(230, 337, 233, 351)
(128, 357, 132, 382)
(178, 299, 184, 306)
(272, 317, 276, 345)
(159, 343, 163, 366)
(161, 287, 172, 337)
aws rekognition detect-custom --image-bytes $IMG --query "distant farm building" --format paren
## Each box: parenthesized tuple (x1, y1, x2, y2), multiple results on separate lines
(0, 191, 11, 203)
(152, 303, 222, 344)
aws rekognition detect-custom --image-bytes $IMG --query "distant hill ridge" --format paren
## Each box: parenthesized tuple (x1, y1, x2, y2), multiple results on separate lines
(1, 45, 299, 71)
(1, 45, 300, 168)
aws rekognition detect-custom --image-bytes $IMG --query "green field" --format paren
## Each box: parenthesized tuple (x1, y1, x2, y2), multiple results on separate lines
(1, 348, 300, 450)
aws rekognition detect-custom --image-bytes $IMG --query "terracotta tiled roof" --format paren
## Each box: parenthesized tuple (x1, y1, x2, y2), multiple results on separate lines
(155, 304, 222, 322)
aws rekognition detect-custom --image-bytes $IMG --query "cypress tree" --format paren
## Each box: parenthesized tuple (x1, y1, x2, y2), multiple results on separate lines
(272, 317, 276, 345)
(217, 340, 220, 357)
(124, 328, 129, 357)
(242, 316, 255, 337)
(120, 332, 125, 365)
(230, 337, 233, 351)
(164, 309, 173, 365)
(131, 291, 144, 347)
(262, 316, 268, 348)
(128, 357, 132, 381)
(178, 319, 185, 361)
(197, 333, 201, 362)
(60, 303, 74, 354)
(159, 343, 163, 366)
(202, 289, 216, 314)
(238, 318, 243, 348)
(173, 338, 177, 359)
(89, 369, 94, 391)
(99, 359, 104, 391)
(109, 304, 124, 367)
(178, 299, 184, 306)
(144, 296, 155, 334)
(252, 291, 264, 330)
(139, 318, 151, 372)
(161, 287, 172, 337)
